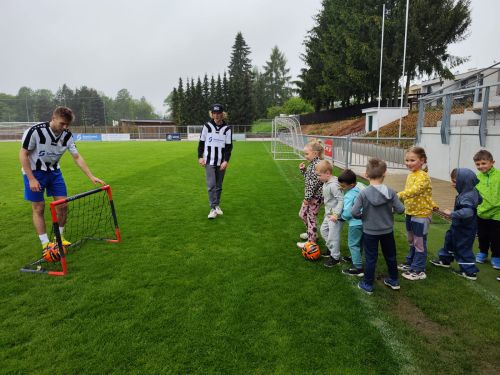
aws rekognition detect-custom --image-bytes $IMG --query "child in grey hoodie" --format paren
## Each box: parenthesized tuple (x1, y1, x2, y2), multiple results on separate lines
(351, 158, 405, 294)
(315, 160, 344, 267)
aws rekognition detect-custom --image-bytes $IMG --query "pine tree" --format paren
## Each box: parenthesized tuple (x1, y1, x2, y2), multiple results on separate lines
(227, 32, 254, 125)
(263, 46, 292, 107)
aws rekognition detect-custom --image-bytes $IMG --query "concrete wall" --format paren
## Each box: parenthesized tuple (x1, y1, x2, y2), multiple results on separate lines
(418, 125, 500, 180)
(361, 107, 409, 132)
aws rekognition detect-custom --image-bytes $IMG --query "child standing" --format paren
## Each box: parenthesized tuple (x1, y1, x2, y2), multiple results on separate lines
(338, 169, 366, 277)
(315, 160, 344, 267)
(397, 146, 436, 281)
(351, 158, 405, 295)
(297, 140, 324, 249)
(473, 150, 500, 270)
(430, 168, 481, 280)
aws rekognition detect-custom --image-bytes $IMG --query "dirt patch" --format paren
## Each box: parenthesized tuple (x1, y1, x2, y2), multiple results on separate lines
(384, 287, 452, 341)
(301, 118, 365, 136)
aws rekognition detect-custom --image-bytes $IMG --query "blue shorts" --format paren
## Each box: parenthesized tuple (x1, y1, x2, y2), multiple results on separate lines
(23, 170, 67, 202)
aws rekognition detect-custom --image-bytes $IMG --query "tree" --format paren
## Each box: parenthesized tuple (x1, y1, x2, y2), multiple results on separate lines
(299, 0, 471, 109)
(262, 46, 292, 107)
(227, 32, 254, 125)
(252, 67, 268, 119)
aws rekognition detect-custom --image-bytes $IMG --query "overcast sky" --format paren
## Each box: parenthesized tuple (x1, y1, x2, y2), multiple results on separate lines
(1, 0, 498, 114)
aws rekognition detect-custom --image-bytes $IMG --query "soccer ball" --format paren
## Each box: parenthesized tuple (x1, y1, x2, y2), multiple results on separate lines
(42, 243, 62, 263)
(302, 241, 321, 261)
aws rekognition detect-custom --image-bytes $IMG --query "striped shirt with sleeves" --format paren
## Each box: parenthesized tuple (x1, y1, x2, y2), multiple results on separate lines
(21, 122, 78, 173)
(197, 120, 233, 166)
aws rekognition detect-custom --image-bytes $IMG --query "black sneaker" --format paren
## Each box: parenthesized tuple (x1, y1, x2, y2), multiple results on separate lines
(430, 259, 451, 268)
(452, 269, 477, 280)
(324, 257, 341, 268)
(342, 267, 364, 277)
(342, 256, 352, 263)
(321, 251, 331, 258)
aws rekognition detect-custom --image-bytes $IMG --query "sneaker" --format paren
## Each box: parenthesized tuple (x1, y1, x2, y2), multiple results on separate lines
(41, 242, 49, 251)
(497, 275, 500, 282)
(296, 242, 306, 249)
(402, 271, 427, 281)
(342, 267, 364, 277)
(324, 257, 341, 268)
(430, 259, 451, 268)
(54, 237, 71, 246)
(299, 233, 308, 240)
(342, 255, 352, 263)
(383, 278, 401, 290)
(357, 280, 374, 295)
(491, 257, 500, 270)
(207, 209, 217, 219)
(452, 269, 477, 281)
(214, 206, 223, 215)
(321, 250, 331, 258)
(475, 252, 487, 263)
(397, 263, 411, 272)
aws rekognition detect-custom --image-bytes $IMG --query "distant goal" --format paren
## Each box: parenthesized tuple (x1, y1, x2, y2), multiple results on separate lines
(271, 115, 305, 160)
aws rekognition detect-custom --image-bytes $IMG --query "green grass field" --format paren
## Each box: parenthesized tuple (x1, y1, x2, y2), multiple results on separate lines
(0, 141, 498, 374)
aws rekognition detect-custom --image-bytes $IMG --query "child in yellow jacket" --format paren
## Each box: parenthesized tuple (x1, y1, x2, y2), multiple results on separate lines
(397, 147, 437, 281)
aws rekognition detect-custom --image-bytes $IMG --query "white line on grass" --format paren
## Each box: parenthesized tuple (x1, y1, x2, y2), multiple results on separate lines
(353, 283, 419, 375)
(266, 144, 303, 199)
(465, 281, 500, 310)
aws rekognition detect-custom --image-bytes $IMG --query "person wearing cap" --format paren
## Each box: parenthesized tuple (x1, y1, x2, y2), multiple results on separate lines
(198, 104, 233, 219)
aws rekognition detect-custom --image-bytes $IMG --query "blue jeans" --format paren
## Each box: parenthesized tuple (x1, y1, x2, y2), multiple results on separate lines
(404, 215, 430, 272)
(363, 232, 398, 286)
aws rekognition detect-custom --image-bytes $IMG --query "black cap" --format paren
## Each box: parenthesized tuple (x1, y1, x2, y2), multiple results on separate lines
(210, 104, 224, 113)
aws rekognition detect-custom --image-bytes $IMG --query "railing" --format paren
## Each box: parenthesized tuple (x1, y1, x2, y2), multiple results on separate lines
(417, 81, 500, 146)
(302, 134, 414, 169)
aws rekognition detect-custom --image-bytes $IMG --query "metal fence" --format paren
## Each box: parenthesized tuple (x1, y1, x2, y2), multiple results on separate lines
(302, 135, 414, 169)
(417, 81, 500, 146)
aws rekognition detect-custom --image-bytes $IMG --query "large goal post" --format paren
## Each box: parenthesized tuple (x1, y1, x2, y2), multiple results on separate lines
(271, 115, 305, 160)
(20, 185, 121, 276)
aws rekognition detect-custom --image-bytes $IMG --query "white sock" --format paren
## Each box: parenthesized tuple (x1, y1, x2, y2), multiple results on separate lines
(59, 226, 64, 236)
(39, 233, 49, 245)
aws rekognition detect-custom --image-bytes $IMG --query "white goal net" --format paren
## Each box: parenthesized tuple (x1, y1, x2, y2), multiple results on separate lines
(271, 115, 304, 160)
(0, 122, 38, 141)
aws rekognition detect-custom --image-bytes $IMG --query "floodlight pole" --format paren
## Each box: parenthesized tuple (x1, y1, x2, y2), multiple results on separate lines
(376, 3, 386, 139)
(398, 0, 410, 139)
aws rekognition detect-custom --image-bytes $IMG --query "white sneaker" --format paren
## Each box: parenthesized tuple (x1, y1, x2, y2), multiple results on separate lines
(215, 206, 223, 215)
(299, 233, 308, 240)
(297, 242, 306, 249)
(207, 209, 217, 219)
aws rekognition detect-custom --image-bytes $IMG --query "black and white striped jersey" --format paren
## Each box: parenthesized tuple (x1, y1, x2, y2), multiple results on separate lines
(21, 122, 78, 173)
(197, 120, 233, 166)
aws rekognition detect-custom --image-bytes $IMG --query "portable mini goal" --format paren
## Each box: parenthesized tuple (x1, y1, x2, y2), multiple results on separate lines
(20, 184, 121, 276)
(271, 115, 305, 160)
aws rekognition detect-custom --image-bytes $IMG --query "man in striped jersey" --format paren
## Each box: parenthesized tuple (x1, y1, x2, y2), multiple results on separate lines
(198, 104, 233, 219)
(19, 106, 104, 251)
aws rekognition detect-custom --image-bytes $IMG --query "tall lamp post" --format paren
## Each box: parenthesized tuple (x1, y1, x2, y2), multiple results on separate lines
(398, 0, 410, 139)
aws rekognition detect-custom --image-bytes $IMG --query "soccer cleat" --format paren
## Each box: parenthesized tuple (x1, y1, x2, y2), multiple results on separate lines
(452, 269, 477, 281)
(296, 242, 306, 249)
(299, 233, 308, 240)
(54, 237, 71, 246)
(402, 271, 427, 281)
(491, 257, 500, 270)
(207, 209, 217, 219)
(342, 267, 364, 277)
(475, 252, 487, 264)
(214, 206, 223, 215)
(397, 263, 411, 272)
(357, 280, 374, 295)
(430, 259, 451, 268)
(383, 278, 401, 290)
(324, 256, 340, 268)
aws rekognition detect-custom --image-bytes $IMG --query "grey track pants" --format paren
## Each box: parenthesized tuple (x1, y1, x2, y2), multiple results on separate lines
(205, 165, 226, 208)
